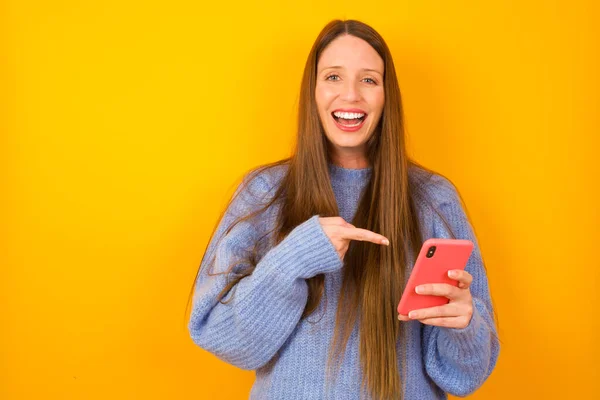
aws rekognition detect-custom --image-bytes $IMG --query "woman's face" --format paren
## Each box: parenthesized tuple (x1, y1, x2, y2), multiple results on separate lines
(315, 34, 385, 163)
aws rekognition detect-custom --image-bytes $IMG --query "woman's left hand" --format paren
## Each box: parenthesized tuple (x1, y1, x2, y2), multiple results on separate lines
(398, 269, 474, 329)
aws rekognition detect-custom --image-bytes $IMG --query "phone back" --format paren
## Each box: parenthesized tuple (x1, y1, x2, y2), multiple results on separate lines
(397, 238, 474, 315)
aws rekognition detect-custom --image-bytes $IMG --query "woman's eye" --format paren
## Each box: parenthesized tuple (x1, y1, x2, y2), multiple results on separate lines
(325, 75, 377, 84)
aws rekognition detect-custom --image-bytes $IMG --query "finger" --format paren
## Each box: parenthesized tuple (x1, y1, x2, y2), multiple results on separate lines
(417, 316, 471, 329)
(448, 269, 473, 287)
(322, 216, 347, 226)
(407, 304, 460, 320)
(397, 314, 410, 321)
(342, 226, 389, 246)
(415, 283, 461, 299)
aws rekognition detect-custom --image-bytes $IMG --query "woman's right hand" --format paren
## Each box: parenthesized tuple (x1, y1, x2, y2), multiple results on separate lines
(318, 217, 390, 260)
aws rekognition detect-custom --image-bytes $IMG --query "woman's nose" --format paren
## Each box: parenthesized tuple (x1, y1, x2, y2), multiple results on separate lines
(340, 81, 361, 102)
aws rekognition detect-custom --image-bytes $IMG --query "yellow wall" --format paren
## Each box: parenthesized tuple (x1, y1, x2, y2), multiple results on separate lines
(2, 1, 598, 399)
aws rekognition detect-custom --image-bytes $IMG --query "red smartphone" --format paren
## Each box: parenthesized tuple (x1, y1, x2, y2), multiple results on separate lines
(397, 238, 474, 316)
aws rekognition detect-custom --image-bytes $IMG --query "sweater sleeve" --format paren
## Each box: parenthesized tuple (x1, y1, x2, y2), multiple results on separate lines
(188, 172, 343, 370)
(421, 176, 500, 397)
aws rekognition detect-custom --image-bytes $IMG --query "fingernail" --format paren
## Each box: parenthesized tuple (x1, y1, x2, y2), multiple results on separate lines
(415, 286, 424, 294)
(397, 315, 402, 320)
(448, 270, 457, 278)
(408, 311, 416, 319)
(382, 239, 390, 246)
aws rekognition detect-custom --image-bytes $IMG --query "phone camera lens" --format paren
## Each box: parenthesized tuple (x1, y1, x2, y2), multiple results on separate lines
(426, 246, 436, 258)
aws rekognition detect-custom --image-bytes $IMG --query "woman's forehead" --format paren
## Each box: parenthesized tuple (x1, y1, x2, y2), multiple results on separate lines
(318, 35, 384, 74)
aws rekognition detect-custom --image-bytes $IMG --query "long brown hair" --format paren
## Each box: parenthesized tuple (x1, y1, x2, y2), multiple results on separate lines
(186, 20, 473, 400)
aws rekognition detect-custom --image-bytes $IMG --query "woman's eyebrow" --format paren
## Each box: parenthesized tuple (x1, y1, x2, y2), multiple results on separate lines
(362, 68, 383, 74)
(319, 66, 383, 75)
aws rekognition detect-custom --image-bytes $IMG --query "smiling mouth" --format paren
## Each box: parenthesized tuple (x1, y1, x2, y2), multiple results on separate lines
(331, 111, 367, 127)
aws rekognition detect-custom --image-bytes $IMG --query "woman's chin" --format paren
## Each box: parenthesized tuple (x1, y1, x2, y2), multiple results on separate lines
(326, 133, 368, 149)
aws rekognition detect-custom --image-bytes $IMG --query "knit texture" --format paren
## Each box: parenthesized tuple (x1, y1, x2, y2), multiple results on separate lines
(189, 162, 500, 399)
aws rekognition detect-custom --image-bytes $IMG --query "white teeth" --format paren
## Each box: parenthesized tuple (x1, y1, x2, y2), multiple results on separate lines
(333, 111, 365, 119)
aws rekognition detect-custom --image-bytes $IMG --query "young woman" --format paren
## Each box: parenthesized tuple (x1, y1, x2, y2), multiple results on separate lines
(187, 19, 499, 400)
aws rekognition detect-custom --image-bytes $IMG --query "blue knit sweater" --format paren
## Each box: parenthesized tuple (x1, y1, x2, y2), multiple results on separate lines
(189, 162, 499, 399)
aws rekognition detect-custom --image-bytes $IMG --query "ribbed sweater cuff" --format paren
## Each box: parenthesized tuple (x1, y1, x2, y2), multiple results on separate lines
(438, 298, 489, 355)
(265, 215, 343, 279)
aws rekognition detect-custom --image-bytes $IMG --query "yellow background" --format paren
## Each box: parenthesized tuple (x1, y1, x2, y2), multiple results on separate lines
(2, 1, 598, 399)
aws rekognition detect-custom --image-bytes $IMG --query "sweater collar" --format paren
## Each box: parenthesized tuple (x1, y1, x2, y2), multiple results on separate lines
(327, 162, 372, 183)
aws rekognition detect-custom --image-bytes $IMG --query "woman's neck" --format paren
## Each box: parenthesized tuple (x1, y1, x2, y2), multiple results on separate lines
(329, 152, 369, 169)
